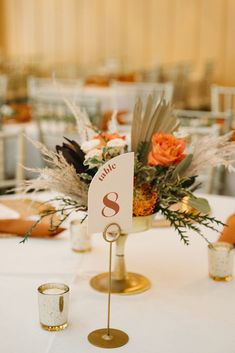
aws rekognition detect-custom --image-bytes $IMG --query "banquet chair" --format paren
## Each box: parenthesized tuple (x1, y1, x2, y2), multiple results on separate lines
(164, 62, 192, 108)
(28, 76, 101, 123)
(211, 85, 235, 195)
(138, 65, 165, 83)
(28, 75, 101, 147)
(110, 81, 174, 113)
(211, 85, 235, 128)
(0, 75, 7, 124)
(0, 75, 7, 105)
(30, 95, 101, 150)
(106, 81, 174, 133)
(175, 109, 233, 134)
(175, 109, 228, 194)
(0, 129, 25, 190)
(27, 76, 84, 100)
(73, 96, 101, 127)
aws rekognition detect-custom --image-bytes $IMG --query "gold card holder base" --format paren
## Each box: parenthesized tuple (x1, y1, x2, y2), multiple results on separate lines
(90, 272, 151, 295)
(88, 223, 129, 348)
(88, 328, 129, 348)
(209, 273, 232, 282)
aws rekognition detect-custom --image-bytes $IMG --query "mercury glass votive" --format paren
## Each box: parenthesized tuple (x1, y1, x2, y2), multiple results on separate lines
(208, 242, 234, 281)
(38, 283, 70, 331)
(70, 219, 92, 253)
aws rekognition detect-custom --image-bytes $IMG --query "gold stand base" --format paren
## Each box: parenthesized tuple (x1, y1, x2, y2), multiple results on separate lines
(88, 328, 129, 348)
(209, 274, 232, 282)
(40, 322, 68, 331)
(72, 248, 92, 253)
(90, 272, 151, 295)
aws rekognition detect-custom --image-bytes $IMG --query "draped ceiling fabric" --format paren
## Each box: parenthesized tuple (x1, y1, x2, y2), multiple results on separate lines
(0, 0, 234, 84)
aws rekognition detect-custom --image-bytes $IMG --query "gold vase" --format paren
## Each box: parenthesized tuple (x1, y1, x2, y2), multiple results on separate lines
(90, 215, 154, 295)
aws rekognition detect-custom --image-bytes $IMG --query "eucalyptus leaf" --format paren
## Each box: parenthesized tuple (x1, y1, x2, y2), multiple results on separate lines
(80, 173, 92, 181)
(188, 197, 211, 214)
(172, 154, 193, 178)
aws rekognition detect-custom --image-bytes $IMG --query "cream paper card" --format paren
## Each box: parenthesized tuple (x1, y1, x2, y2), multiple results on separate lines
(88, 152, 134, 234)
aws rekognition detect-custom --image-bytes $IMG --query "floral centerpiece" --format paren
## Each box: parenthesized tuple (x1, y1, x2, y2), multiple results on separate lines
(22, 96, 235, 245)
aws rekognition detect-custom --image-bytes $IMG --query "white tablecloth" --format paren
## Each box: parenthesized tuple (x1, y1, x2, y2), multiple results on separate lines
(1, 193, 235, 353)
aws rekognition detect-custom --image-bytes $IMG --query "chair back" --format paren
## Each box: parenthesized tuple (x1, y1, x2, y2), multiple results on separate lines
(0, 75, 7, 106)
(27, 76, 84, 100)
(0, 129, 25, 190)
(110, 81, 174, 112)
(211, 85, 235, 114)
(175, 109, 230, 194)
(175, 109, 233, 134)
(28, 77, 101, 146)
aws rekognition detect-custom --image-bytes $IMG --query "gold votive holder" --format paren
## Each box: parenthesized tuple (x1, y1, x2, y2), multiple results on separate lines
(38, 283, 70, 331)
(208, 242, 234, 281)
(70, 219, 92, 253)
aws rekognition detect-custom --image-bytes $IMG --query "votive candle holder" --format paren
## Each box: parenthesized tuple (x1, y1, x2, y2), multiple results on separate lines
(38, 283, 70, 331)
(70, 219, 92, 253)
(208, 242, 234, 281)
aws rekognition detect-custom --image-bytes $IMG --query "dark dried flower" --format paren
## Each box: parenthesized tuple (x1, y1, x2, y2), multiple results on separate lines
(56, 137, 87, 174)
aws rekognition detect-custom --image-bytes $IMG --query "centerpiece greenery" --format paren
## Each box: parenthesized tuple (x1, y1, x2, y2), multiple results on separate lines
(21, 95, 235, 244)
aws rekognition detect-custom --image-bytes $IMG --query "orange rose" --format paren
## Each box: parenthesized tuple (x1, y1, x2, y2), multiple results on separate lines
(148, 132, 186, 166)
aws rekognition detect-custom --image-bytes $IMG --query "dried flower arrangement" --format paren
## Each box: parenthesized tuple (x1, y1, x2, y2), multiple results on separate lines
(21, 95, 235, 245)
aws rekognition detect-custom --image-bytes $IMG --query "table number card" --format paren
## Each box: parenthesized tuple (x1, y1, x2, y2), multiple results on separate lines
(88, 152, 134, 234)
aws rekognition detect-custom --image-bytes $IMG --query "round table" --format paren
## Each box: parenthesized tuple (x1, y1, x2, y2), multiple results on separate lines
(0, 193, 235, 353)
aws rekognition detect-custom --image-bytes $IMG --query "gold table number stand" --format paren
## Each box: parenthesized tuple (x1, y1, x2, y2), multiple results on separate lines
(88, 223, 129, 349)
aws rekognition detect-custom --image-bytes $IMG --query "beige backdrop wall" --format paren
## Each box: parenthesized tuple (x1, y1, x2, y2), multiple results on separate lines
(0, 0, 234, 84)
